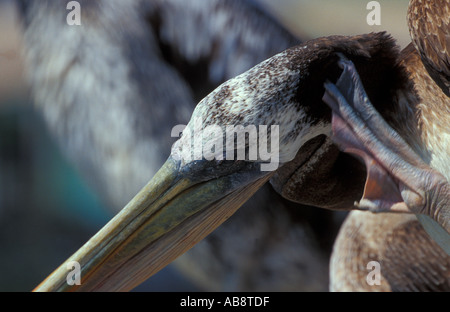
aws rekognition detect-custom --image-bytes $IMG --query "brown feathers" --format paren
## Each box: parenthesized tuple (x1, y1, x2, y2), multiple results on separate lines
(331, 211, 450, 292)
(331, 0, 450, 292)
(408, 0, 450, 96)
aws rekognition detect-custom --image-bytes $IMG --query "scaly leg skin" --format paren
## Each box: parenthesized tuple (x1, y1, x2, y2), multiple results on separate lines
(322, 55, 449, 238)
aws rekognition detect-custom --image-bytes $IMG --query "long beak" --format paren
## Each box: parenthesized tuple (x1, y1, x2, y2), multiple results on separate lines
(34, 158, 272, 291)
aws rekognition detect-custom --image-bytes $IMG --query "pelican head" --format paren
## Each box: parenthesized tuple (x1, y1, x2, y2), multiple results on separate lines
(33, 32, 410, 291)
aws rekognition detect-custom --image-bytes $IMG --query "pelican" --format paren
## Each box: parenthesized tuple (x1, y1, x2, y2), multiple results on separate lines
(329, 0, 450, 290)
(18, 0, 331, 291)
(18, 0, 449, 291)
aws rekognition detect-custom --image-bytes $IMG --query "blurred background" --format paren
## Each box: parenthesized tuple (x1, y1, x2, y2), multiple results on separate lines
(0, 0, 410, 291)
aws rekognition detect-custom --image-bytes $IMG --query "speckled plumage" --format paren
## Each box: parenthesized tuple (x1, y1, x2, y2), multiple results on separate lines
(175, 33, 406, 167)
